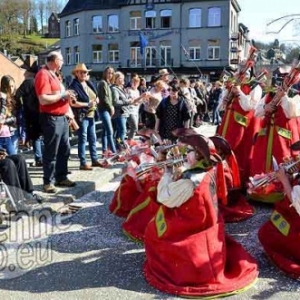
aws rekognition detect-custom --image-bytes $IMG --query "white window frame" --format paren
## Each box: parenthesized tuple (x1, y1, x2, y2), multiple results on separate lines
(108, 15, 119, 32)
(145, 10, 156, 29)
(189, 8, 202, 28)
(130, 47, 141, 67)
(208, 7, 221, 27)
(92, 16, 102, 33)
(74, 18, 79, 35)
(160, 9, 172, 29)
(66, 47, 71, 65)
(130, 12, 141, 30)
(92, 45, 103, 63)
(160, 45, 171, 66)
(74, 46, 80, 64)
(145, 46, 157, 67)
(207, 46, 220, 60)
(65, 20, 71, 37)
(189, 47, 201, 60)
(109, 50, 119, 63)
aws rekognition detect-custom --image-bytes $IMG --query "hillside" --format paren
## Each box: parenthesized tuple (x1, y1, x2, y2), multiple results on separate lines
(0, 34, 60, 56)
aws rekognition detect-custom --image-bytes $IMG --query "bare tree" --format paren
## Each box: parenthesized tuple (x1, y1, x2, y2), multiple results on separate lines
(0, 0, 22, 35)
(35, 0, 46, 34)
(19, 0, 33, 37)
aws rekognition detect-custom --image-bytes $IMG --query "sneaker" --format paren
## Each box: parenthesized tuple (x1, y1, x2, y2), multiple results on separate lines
(43, 184, 57, 193)
(79, 164, 93, 171)
(55, 179, 76, 187)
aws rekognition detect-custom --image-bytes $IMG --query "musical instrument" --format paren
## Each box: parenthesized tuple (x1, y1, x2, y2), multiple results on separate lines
(224, 46, 258, 105)
(247, 156, 300, 193)
(265, 62, 300, 114)
(249, 69, 268, 90)
(135, 156, 185, 178)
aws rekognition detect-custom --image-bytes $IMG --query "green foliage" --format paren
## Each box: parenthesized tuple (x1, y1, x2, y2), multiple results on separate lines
(0, 34, 59, 55)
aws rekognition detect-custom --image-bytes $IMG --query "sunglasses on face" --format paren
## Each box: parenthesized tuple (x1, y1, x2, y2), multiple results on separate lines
(79, 71, 88, 74)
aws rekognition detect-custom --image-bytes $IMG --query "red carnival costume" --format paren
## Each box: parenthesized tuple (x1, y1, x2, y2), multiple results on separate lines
(218, 75, 263, 186)
(122, 175, 160, 242)
(109, 129, 161, 217)
(143, 135, 258, 298)
(259, 142, 300, 279)
(249, 65, 300, 203)
(211, 135, 254, 223)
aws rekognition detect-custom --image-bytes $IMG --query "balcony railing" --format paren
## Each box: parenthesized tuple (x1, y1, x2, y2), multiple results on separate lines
(126, 58, 174, 68)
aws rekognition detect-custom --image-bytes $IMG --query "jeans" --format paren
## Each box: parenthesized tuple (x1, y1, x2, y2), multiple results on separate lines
(78, 117, 98, 166)
(113, 116, 127, 149)
(99, 110, 116, 153)
(39, 114, 70, 185)
(0, 137, 15, 155)
(33, 137, 43, 163)
(10, 131, 19, 155)
(212, 104, 221, 125)
(127, 113, 139, 140)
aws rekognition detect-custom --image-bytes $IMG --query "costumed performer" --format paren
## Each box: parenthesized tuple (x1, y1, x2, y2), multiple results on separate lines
(143, 134, 258, 298)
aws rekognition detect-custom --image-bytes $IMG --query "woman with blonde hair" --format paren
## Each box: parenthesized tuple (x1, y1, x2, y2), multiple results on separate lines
(97, 66, 117, 154)
(126, 74, 148, 143)
(111, 71, 137, 149)
(143, 79, 164, 129)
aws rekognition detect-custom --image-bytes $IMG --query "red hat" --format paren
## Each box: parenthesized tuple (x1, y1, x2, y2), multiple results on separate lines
(137, 128, 163, 145)
(178, 134, 228, 205)
(210, 135, 241, 188)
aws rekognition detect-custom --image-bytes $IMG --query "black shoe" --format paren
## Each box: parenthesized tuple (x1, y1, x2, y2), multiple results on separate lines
(35, 161, 43, 167)
(32, 193, 44, 204)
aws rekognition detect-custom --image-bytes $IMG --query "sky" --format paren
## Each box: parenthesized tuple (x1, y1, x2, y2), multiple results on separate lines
(238, 0, 300, 45)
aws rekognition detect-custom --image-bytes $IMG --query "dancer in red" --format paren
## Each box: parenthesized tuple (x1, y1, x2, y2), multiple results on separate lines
(218, 67, 263, 186)
(259, 141, 300, 279)
(218, 48, 264, 186)
(211, 135, 254, 222)
(122, 143, 185, 242)
(109, 129, 161, 217)
(249, 64, 300, 203)
(143, 134, 258, 298)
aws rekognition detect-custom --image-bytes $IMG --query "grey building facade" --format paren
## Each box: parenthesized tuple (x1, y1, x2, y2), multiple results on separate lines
(59, 0, 243, 83)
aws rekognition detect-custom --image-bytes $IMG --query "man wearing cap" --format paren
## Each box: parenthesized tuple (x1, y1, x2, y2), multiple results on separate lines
(35, 51, 76, 193)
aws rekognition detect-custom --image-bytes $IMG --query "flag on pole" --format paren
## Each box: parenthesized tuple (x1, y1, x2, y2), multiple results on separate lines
(139, 32, 148, 55)
(181, 45, 190, 59)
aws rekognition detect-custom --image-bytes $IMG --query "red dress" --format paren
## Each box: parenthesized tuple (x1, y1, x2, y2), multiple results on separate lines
(220, 159, 254, 223)
(109, 174, 143, 218)
(218, 85, 261, 186)
(122, 179, 160, 243)
(143, 168, 258, 298)
(258, 194, 300, 279)
(249, 93, 300, 202)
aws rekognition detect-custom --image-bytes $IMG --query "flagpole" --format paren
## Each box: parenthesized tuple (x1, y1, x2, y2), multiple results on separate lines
(153, 47, 179, 80)
(180, 44, 203, 78)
